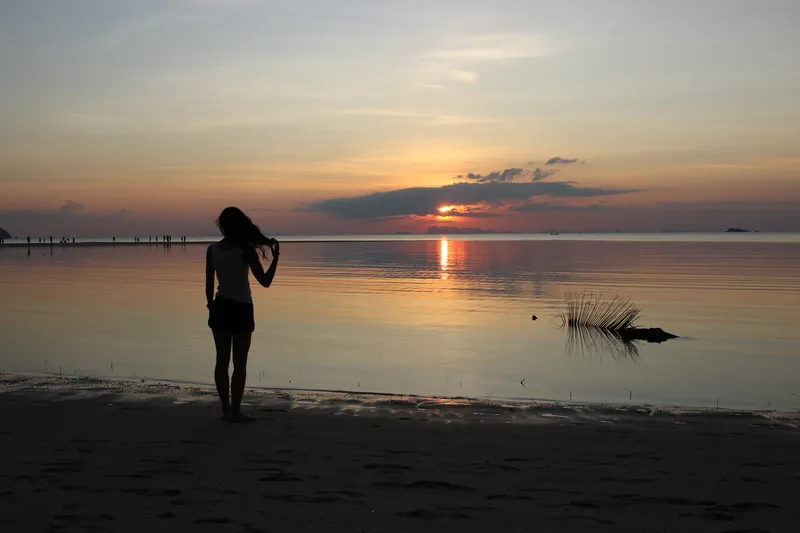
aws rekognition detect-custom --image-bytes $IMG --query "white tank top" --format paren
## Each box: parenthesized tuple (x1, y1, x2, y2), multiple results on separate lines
(211, 242, 252, 303)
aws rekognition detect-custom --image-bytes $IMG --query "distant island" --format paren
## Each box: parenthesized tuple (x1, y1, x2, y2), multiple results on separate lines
(725, 228, 750, 233)
(0, 227, 11, 239)
(427, 226, 513, 235)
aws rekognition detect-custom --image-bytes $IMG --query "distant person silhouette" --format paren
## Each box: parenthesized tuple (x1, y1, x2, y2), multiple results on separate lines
(207, 207, 280, 422)
(72, 237, 75, 244)
(113, 236, 116, 243)
(26, 236, 30, 244)
(49, 236, 52, 244)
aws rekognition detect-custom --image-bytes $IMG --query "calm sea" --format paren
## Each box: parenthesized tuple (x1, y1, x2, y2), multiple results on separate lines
(1, 234, 799, 411)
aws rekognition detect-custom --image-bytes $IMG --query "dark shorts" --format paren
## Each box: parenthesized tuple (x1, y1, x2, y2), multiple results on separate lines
(208, 297, 255, 334)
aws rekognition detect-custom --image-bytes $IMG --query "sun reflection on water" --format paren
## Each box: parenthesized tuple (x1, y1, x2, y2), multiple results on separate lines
(439, 238, 448, 279)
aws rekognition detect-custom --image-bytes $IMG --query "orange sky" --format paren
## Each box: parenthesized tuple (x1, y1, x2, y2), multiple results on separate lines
(1, 1, 799, 235)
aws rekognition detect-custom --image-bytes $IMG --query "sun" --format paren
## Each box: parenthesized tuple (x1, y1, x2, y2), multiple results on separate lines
(437, 205, 455, 214)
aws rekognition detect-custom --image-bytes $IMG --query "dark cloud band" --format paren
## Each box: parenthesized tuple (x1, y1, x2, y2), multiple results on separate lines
(303, 181, 636, 219)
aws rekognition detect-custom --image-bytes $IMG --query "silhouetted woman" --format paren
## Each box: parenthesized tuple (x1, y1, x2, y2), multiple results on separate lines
(206, 207, 280, 422)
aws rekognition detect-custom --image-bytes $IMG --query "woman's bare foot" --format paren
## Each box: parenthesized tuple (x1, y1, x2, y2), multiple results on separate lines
(229, 410, 256, 423)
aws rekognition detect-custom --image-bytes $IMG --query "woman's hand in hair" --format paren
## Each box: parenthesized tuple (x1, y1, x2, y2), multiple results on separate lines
(249, 242, 280, 287)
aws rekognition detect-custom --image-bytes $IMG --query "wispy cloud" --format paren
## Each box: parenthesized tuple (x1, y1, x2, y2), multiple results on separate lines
(510, 202, 606, 212)
(337, 108, 496, 125)
(418, 32, 555, 88)
(546, 157, 579, 165)
(416, 61, 478, 86)
(457, 168, 527, 183)
(532, 168, 558, 182)
(60, 200, 84, 214)
(454, 160, 568, 184)
(0, 201, 134, 236)
(428, 33, 554, 61)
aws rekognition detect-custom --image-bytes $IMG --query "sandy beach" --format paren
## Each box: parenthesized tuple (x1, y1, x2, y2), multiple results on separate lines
(0, 376, 798, 532)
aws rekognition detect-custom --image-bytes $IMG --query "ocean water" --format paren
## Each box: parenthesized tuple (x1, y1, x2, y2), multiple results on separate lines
(1, 235, 799, 411)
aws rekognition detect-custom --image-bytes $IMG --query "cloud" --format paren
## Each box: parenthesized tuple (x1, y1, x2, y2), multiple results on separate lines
(446, 68, 478, 83)
(510, 202, 606, 212)
(454, 165, 558, 184)
(419, 33, 555, 88)
(428, 33, 553, 61)
(302, 181, 636, 219)
(60, 200, 84, 214)
(417, 61, 479, 86)
(457, 167, 526, 183)
(546, 157, 579, 165)
(443, 208, 504, 218)
(531, 168, 557, 182)
(0, 202, 134, 236)
(338, 108, 495, 125)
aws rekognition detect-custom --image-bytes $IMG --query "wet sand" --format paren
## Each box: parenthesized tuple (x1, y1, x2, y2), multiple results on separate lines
(1, 378, 799, 532)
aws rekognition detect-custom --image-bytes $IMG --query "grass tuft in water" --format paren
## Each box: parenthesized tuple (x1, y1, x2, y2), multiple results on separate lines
(558, 291, 641, 330)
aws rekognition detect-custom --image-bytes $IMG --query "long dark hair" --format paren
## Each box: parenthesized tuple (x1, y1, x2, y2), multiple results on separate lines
(215, 207, 273, 261)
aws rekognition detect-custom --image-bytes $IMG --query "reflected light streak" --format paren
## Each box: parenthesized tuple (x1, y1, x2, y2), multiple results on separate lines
(440, 238, 448, 279)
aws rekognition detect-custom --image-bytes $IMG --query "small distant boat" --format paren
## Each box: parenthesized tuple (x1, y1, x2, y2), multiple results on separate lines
(550, 232, 560, 235)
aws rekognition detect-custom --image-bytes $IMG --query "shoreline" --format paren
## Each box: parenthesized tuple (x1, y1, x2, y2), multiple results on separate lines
(2, 373, 798, 425)
(2, 373, 799, 532)
(3, 231, 800, 248)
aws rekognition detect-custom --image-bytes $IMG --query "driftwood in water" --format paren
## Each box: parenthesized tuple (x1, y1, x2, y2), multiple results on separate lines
(618, 327, 678, 343)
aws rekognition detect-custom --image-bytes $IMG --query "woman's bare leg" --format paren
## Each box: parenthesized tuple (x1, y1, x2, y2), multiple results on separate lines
(213, 330, 233, 418)
(230, 332, 253, 422)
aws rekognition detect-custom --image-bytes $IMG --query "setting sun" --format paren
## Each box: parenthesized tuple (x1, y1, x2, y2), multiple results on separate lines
(438, 205, 455, 214)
